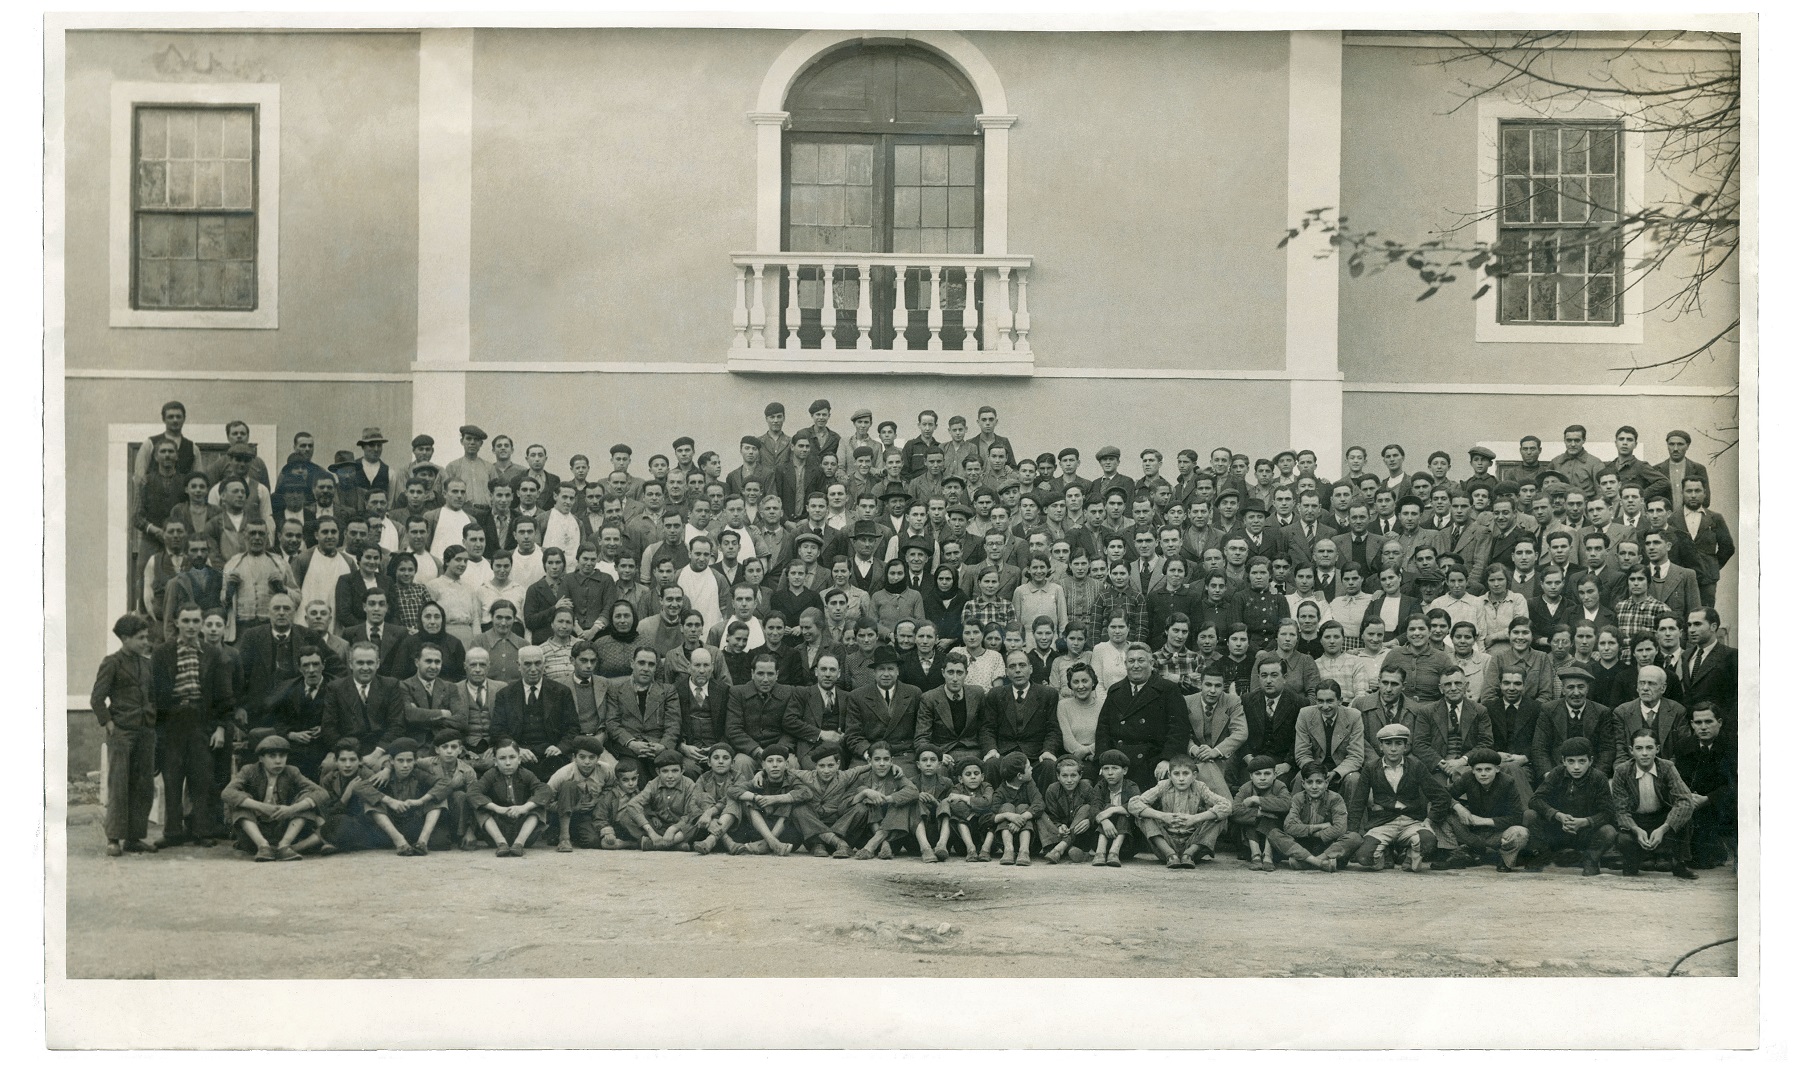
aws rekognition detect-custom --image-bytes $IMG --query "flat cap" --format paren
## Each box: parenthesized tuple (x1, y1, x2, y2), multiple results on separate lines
(763, 743, 793, 760)
(1097, 749, 1130, 769)
(459, 425, 487, 440)
(946, 503, 975, 518)
(1096, 445, 1121, 461)
(1243, 754, 1277, 773)
(1058, 446, 1081, 460)
(740, 435, 763, 449)
(1666, 429, 1692, 444)
(1557, 664, 1595, 683)
(387, 736, 420, 756)
(1242, 502, 1268, 516)
(851, 519, 886, 540)
(1375, 722, 1413, 741)
(1468, 446, 1496, 460)
(792, 531, 825, 549)
(255, 734, 292, 753)
(225, 443, 255, 459)
(431, 728, 462, 746)
(411, 434, 434, 448)
(670, 437, 694, 450)
(1464, 747, 1503, 767)
(851, 408, 873, 422)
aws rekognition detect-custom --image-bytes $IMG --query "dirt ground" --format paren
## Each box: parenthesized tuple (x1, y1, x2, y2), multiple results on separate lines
(62, 805, 1737, 979)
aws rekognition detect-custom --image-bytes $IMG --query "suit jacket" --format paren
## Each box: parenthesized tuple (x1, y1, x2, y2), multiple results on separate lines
(321, 674, 406, 751)
(1681, 643, 1737, 720)
(1609, 757, 1696, 832)
(849, 682, 925, 758)
(1486, 695, 1544, 759)
(1531, 699, 1620, 776)
(339, 619, 408, 677)
(794, 682, 852, 743)
(726, 683, 806, 754)
(1612, 698, 1690, 754)
(334, 570, 391, 629)
(977, 682, 1060, 757)
(1654, 458, 1710, 503)
(1427, 699, 1494, 763)
(1332, 532, 1384, 579)
(602, 680, 681, 754)
(398, 673, 469, 736)
(1676, 510, 1734, 584)
(1441, 521, 1495, 578)
(1352, 693, 1447, 772)
(916, 683, 986, 754)
(1093, 676, 1195, 768)
(1279, 519, 1339, 568)
(1293, 703, 1367, 780)
(899, 650, 946, 694)
(236, 623, 344, 714)
(1360, 595, 1423, 643)
(490, 678, 579, 753)
(1647, 563, 1703, 625)
(568, 674, 609, 737)
(1240, 688, 1303, 769)
(267, 677, 333, 739)
(149, 639, 235, 726)
(677, 678, 729, 748)
(1183, 691, 1248, 765)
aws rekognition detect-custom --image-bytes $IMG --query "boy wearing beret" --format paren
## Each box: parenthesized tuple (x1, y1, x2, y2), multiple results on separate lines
(1230, 754, 1293, 871)
(90, 613, 159, 856)
(622, 749, 703, 851)
(1090, 748, 1142, 866)
(692, 742, 749, 855)
(220, 734, 330, 861)
(417, 728, 481, 850)
(355, 736, 452, 855)
(1525, 736, 1617, 876)
(1129, 752, 1234, 868)
(1435, 746, 1529, 871)
(942, 757, 997, 861)
(788, 743, 860, 857)
(989, 750, 1043, 865)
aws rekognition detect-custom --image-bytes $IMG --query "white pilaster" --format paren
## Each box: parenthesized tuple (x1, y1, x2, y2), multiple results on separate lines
(749, 111, 789, 251)
(415, 28, 474, 441)
(976, 114, 1016, 256)
(1285, 30, 1344, 478)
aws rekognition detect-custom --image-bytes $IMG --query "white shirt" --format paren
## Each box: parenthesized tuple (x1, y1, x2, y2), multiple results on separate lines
(479, 579, 530, 626)
(542, 509, 583, 561)
(678, 565, 724, 633)
(511, 546, 545, 588)
(429, 506, 477, 560)
(461, 556, 494, 591)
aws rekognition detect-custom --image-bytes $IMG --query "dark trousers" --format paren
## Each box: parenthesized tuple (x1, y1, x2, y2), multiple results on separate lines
(104, 725, 158, 843)
(1689, 800, 1733, 865)
(982, 751, 1059, 794)
(157, 713, 219, 839)
(1617, 808, 1692, 865)
(1526, 811, 1616, 859)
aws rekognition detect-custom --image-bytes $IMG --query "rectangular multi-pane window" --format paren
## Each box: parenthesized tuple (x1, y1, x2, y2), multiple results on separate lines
(1495, 120, 1622, 325)
(133, 105, 258, 310)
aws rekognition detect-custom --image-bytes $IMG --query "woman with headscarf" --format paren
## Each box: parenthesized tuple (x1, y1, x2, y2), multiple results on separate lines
(387, 600, 467, 683)
(871, 559, 925, 637)
(593, 599, 642, 680)
(922, 564, 969, 643)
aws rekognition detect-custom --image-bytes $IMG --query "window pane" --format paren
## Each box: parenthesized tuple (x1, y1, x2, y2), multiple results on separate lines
(166, 161, 195, 208)
(1557, 237, 1586, 276)
(195, 160, 224, 209)
(194, 110, 222, 160)
(1530, 128, 1557, 175)
(1530, 276, 1557, 321)
(791, 142, 818, 184)
(893, 144, 920, 186)
(167, 260, 199, 307)
(1559, 176, 1587, 224)
(948, 144, 977, 186)
(1501, 127, 1529, 175)
(1560, 128, 1589, 175)
(919, 186, 948, 228)
(1531, 179, 1557, 223)
(136, 161, 166, 208)
(1589, 129, 1617, 174)
(845, 142, 874, 185)
(1558, 276, 1587, 322)
(894, 186, 920, 228)
(919, 228, 947, 254)
(197, 216, 229, 261)
(166, 111, 195, 159)
(137, 109, 166, 160)
(920, 144, 948, 186)
(222, 160, 254, 210)
(221, 110, 254, 159)
(893, 227, 920, 254)
(1587, 273, 1616, 321)
(947, 186, 976, 228)
(224, 216, 255, 260)
(845, 184, 872, 226)
(1530, 236, 1556, 275)
(948, 228, 977, 255)
(137, 260, 170, 307)
(169, 216, 197, 259)
(1501, 177, 1532, 223)
(817, 143, 846, 185)
(1499, 273, 1529, 322)
(1589, 177, 1617, 221)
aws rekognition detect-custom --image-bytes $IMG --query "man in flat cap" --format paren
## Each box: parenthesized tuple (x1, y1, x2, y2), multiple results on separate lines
(1656, 429, 1710, 508)
(1461, 445, 1499, 500)
(446, 425, 495, 510)
(1530, 663, 1620, 778)
(1088, 446, 1135, 507)
(726, 435, 774, 501)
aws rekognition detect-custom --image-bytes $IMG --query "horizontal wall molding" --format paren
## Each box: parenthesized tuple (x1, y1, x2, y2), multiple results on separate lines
(67, 368, 411, 383)
(1345, 32, 1741, 52)
(436, 361, 1344, 381)
(447, 361, 729, 375)
(1346, 381, 1735, 398)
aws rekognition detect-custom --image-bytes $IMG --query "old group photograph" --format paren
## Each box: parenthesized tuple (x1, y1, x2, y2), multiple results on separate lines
(42, 8, 1760, 1050)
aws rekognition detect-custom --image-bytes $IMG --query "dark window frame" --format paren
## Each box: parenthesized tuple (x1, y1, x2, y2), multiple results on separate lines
(1494, 118, 1625, 327)
(130, 102, 261, 313)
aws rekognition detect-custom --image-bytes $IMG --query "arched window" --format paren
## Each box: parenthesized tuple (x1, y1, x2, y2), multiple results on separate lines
(783, 45, 983, 349)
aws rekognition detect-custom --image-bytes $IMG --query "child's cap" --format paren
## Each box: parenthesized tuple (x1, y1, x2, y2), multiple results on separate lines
(1001, 752, 1030, 778)
(1465, 747, 1503, 767)
(432, 728, 461, 746)
(708, 742, 735, 759)
(573, 735, 606, 756)
(1057, 754, 1083, 769)
(1243, 754, 1276, 773)
(1097, 749, 1129, 769)
(1557, 736, 1593, 758)
(916, 745, 940, 761)
(255, 734, 292, 754)
(1166, 753, 1198, 772)
(811, 742, 842, 763)
(763, 744, 793, 760)
(957, 758, 985, 777)
(654, 749, 684, 770)
(388, 736, 421, 757)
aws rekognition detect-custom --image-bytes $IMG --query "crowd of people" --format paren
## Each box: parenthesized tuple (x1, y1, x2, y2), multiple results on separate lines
(90, 396, 1739, 877)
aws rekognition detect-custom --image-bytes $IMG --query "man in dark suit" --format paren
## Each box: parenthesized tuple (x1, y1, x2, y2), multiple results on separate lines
(727, 651, 811, 776)
(490, 645, 578, 780)
(1240, 653, 1303, 779)
(151, 603, 237, 846)
(1424, 668, 1494, 786)
(1675, 477, 1734, 607)
(321, 638, 406, 762)
(1094, 642, 1196, 789)
(792, 651, 851, 758)
(237, 592, 344, 717)
(1332, 506, 1383, 582)
(1486, 667, 1544, 794)
(1682, 609, 1738, 721)
(397, 643, 469, 742)
(914, 652, 985, 768)
(848, 646, 924, 772)
(1673, 703, 1734, 867)
(978, 649, 1062, 789)
(264, 646, 333, 778)
(1654, 430, 1710, 508)
(1643, 530, 1703, 626)
(1612, 664, 1689, 755)
(675, 647, 729, 765)
(1530, 665, 1620, 777)
(340, 590, 408, 678)
(601, 645, 681, 772)
(334, 545, 391, 630)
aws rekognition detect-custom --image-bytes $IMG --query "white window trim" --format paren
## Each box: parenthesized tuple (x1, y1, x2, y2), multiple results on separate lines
(1473, 95, 1644, 345)
(109, 81, 280, 329)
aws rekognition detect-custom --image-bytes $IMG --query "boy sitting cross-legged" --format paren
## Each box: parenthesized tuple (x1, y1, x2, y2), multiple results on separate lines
(732, 744, 812, 856)
(593, 759, 642, 849)
(548, 736, 612, 851)
(417, 728, 481, 851)
(691, 743, 747, 855)
(1524, 736, 1618, 876)
(1090, 749, 1142, 868)
(1038, 754, 1100, 864)
(990, 751, 1043, 866)
(942, 758, 996, 861)
(221, 734, 329, 861)
(622, 749, 703, 851)
(471, 737, 552, 857)
(791, 744, 859, 858)
(316, 736, 373, 853)
(1128, 752, 1233, 869)
(911, 746, 958, 862)
(843, 741, 920, 860)
(1268, 762, 1359, 871)
(355, 736, 452, 855)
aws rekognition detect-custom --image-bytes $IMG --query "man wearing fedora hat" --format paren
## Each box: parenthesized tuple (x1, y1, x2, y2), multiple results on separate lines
(344, 427, 393, 512)
(847, 645, 923, 774)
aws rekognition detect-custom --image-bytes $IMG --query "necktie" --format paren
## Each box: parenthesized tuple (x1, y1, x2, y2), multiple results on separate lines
(638, 689, 648, 719)
(1322, 715, 1335, 758)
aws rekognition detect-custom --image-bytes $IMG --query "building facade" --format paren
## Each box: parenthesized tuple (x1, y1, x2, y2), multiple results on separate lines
(58, 26, 1742, 707)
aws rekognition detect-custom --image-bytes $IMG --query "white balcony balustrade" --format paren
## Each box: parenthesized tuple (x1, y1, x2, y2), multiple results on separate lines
(727, 252, 1033, 375)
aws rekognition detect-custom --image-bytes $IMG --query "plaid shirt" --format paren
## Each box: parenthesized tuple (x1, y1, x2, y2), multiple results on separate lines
(1154, 645, 1202, 690)
(1614, 596, 1673, 639)
(392, 581, 429, 632)
(173, 642, 203, 707)
(962, 595, 1017, 632)
(1090, 587, 1149, 644)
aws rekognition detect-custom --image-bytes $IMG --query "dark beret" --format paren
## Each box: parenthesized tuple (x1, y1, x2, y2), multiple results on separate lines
(1558, 737, 1593, 759)
(1097, 749, 1129, 769)
(1465, 747, 1503, 767)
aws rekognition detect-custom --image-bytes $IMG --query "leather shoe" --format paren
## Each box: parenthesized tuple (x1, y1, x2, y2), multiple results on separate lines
(1621, 863, 1641, 876)
(105, 841, 124, 857)
(1672, 864, 1698, 880)
(125, 840, 158, 853)
(1581, 860, 1600, 876)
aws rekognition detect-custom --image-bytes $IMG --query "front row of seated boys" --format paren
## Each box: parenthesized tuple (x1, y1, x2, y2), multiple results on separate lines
(214, 716, 1704, 877)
